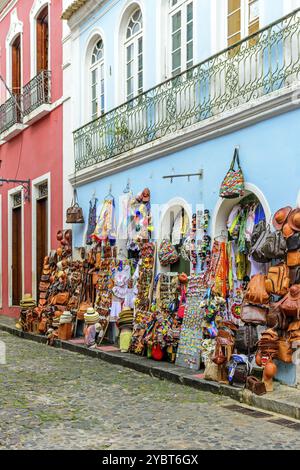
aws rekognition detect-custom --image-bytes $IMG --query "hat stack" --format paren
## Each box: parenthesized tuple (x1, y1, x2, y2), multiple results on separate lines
(118, 307, 134, 330)
(84, 307, 100, 325)
(59, 311, 73, 325)
(20, 294, 36, 309)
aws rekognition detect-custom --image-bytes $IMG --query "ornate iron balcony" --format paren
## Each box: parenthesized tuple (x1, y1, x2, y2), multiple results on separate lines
(23, 70, 51, 117)
(74, 8, 300, 172)
(0, 94, 22, 134)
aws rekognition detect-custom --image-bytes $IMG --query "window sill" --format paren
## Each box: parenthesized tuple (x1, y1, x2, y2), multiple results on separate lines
(23, 103, 52, 126)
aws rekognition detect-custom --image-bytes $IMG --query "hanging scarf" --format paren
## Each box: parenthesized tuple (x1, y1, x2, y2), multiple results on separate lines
(212, 241, 228, 298)
(92, 197, 116, 243)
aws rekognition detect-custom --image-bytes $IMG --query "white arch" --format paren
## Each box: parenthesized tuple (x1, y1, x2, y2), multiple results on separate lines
(82, 28, 106, 122)
(115, 0, 145, 105)
(5, 9, 24, 95)
(211, 182, 272, 240)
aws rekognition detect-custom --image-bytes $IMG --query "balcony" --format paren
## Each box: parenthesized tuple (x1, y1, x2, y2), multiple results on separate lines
(23, 70, 51, 125)
(74, 8, 300, 173)
(0, 95, 24, 142)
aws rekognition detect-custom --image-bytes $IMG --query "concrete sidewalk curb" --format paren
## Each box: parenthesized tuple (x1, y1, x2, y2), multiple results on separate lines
(1, 321, 299, 421)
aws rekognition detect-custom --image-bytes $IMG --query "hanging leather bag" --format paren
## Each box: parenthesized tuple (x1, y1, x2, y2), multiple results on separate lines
(265, 264, 290, 296)
(261, 230, 287, 260)
(287, 233, 300, 251)
(278, 337, 293, 363)
(251, 220, 266, 247)
(289, 266, 300, 285)
(241, 304, 268, 325)
(66, 190, 85, 224)
(287, 251, 300, 267)
(276, 285, 300, 319)
(244, 274, 270, 305)
(250, 226, 272, 263)
(235, 324, 258, 354)
(219, 148, 245, 199)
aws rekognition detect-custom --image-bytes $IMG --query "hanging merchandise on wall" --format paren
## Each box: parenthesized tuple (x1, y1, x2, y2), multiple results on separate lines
(91, 188, 117, 245)
(219, 148, 245, 199)
(85, 194, 98, 245)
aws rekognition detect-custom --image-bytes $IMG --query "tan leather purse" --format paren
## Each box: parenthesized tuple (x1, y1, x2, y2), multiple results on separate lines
(287, 251, 300, 267)
(245, 274, 269, 305)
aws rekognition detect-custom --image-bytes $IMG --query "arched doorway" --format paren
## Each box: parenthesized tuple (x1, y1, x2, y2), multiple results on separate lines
(159, 198, 193, 274)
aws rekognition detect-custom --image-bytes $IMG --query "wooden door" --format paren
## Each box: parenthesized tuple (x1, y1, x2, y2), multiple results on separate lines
(12, 207, 22, 306)
(36, 7, 49, 74)
(36, 198, 48, 293)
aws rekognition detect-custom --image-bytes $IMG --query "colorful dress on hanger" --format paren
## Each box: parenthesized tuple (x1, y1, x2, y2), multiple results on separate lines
(92, 197, 116, 243)
(86, 198, 98, 245)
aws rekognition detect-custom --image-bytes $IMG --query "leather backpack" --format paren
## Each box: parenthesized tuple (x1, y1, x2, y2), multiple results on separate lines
(244, 274, 270, 305)
(235, 325, 258, 354)
(287, 251, 300, 267)
(261, 230, 287, 260)
(265, 264, 290, 296)
(250, 226, 271, 263)
(251, 220, 266, 247)
(241, 304, 268, 325)
(276, 285, 300, 319)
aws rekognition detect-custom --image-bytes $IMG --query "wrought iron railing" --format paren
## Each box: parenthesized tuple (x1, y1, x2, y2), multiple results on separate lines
(23, 70, 51, 117)
(74, 8, 300, 172)
(0, 94, 22, 134)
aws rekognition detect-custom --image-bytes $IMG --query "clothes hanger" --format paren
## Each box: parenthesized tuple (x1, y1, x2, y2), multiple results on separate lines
(105, 184, 114, 200)
(123, 179, 131, 194)
(91, 190, 97, 204)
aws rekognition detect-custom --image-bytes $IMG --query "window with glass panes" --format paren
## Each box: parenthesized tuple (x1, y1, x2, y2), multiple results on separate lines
(227, 0, 260, 47)
(125, 8, 143, 101)
(169, 0, 193, 77)
(90, 39, 105, 120)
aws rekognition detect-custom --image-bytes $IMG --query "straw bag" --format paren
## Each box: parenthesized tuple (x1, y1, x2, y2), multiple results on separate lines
(219, 148, 245, 199)
(158, 239, 179, 266)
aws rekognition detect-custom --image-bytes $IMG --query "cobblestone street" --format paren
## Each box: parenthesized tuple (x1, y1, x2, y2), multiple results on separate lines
(0, 331, 299, 450)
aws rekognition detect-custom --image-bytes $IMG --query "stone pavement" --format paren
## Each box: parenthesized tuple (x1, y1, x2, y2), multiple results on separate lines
(1, 331, 300, 450)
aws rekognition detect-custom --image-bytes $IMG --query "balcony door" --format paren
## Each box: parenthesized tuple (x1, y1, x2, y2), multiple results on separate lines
(11, 35, 21, 95)
(36, 6, 49, 74)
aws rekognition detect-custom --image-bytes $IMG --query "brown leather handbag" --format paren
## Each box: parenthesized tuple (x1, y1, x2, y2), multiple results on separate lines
(287, 251, 300, 267)
(246, 376, 267, 396)
(276, 285, 300, 318)
(265, 264, 290, 296)
(241, 304, 268, 325)
(278, 337, 293, 363)
(244, 274, 269, 305)
(66, 190, 84, 224)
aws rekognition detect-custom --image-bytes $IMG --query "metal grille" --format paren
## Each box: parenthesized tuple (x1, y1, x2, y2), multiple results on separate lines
(74, 8, 300, 172)
(224, 404, 271, 418)
(38, 182, 48, 199)
(23, 70, 51, 117)
(0, 95, 22, 134)
(13, 192, 22, 208)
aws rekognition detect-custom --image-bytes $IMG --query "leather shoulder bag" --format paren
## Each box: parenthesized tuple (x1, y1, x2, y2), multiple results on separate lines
(241, 304, 268, 325)
(244, 274, 270, 305)
(265, 263, 290, 296)
(66, 190, 85, 224)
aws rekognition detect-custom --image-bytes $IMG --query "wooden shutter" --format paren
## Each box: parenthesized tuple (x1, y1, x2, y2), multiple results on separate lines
(11, 36, 21, 95)
(36, 7, 48, 73)
(12, 207, 22, 306)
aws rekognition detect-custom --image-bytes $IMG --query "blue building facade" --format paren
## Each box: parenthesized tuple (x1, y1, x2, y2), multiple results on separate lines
(62, 0, 300, 252)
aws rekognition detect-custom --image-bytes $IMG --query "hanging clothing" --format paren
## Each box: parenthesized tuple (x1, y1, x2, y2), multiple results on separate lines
(212, 241, 228, 298)
(86, 198, 98, 245)
(92, 198, 116, 243)
(255, 204, 266, 225)
(245, 205, 256, 243)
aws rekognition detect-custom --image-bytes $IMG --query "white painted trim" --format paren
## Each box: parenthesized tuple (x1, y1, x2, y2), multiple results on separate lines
(31, 172, 51, 301)
(7, 185, 24, 307)
(0, 0, 17, 22)
(5, 8, 23, 98)
(30, 0, 51, 80)
(70, 84, 300, 186)
(211, 182, 272, 241)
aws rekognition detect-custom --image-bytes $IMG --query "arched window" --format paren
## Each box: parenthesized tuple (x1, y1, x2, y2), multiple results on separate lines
(90, 38, 105, 120)
(124, 7, 143, 101)
(36, 6, 49, 73)
(169, 0, 193, 77)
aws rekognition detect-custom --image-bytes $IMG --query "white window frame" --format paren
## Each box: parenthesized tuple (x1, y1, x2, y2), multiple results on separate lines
(124, 7, 143, 101)
(31, 173, 51, 301)
(90, 38, 105, 120)
(8, 186, 24, 307)
(168, 0, 194, 77)
(5, 8, 23, 99)
(30, 0, 51, 79)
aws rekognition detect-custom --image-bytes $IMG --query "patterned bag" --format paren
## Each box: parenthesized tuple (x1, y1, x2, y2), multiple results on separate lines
(219, 148, 245, 199)
(158, 239, 179, 266)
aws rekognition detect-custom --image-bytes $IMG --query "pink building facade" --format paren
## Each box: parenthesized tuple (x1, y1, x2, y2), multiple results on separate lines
(0, 0, 63, 317)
